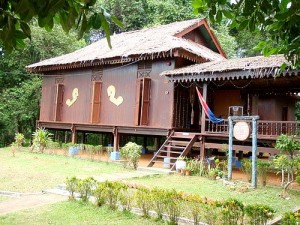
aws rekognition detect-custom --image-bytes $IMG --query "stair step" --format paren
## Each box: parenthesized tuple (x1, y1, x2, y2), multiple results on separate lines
(169, 140, 190, 145)
(159, 150, 182, 154)
(164, 145, 185, 149)
(156, 156, 178, 159)
(172, 132, 196, 139)
(152, 160, 175, 165)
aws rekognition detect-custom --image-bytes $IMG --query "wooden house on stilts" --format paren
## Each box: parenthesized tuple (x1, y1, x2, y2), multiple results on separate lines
(27, 19, 300, 170)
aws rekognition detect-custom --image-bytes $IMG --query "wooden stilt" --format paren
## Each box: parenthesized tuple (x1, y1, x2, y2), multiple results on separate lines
(71, 125, 77, 144)
(113, 127, 119, 151)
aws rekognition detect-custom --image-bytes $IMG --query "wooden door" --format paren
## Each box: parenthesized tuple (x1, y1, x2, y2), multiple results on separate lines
(54, 84, 64, 121)
(140, 78, 151, 125)
(134, 78, 151, 126)
(91, 81, 102, 123)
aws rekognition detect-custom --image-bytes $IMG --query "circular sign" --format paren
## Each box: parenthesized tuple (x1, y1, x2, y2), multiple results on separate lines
(233, 121, 250, 141)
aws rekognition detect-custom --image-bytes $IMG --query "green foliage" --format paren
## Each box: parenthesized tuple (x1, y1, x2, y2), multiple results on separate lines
(99, 181, 126, 209)
(276, 134, 300, 158)
(244, 204, 275, 225)
(14, 133, 25, 147)
(77, 177, 97, 202)
(150, 187, 168, 219)
(281, 211, 300, 225)
(120, 142, 142, 170)
(241, 159, 252, 182)
(219, 199, 244, 225)
(135, 187, 152, 217)
(192, 0, 300, 67)
(85, 144, 103, 161)
(65, 176, 79, 200)
(31, 128, 52, 153)
(0, 0, 122, 52)
(164, 189, 182, 224)
(257, 160, 272, 187)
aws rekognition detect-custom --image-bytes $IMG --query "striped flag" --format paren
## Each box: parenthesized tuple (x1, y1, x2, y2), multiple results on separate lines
(196, 87, 224, 124)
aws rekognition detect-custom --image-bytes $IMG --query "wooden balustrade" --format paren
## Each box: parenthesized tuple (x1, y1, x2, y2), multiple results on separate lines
(205, 119, 300, 138)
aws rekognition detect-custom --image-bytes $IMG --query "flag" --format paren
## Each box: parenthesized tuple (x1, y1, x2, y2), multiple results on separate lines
(196, 87, 224, 124)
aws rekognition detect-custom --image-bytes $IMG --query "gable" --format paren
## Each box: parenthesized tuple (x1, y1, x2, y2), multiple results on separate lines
(175, 19, 226, 58)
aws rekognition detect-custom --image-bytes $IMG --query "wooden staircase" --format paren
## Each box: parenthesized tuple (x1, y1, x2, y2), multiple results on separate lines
(147, 131, 198, 170)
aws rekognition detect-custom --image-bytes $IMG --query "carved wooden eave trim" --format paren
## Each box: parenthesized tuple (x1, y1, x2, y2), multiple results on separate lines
(27, 48, 209, 73)
(166, 69, 300, 83)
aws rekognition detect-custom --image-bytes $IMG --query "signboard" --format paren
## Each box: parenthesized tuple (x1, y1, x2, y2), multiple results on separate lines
(233, 121, 250, 141)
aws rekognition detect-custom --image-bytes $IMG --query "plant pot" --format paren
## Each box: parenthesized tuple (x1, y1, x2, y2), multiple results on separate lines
(176, 160, 186, 172)
(68, 146, 79, 156)
(185, 169, 191, 176)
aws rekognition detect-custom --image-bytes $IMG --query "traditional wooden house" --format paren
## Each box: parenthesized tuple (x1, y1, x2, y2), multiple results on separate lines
(27, 19, 300, 169)
(26, 18, 225, 151)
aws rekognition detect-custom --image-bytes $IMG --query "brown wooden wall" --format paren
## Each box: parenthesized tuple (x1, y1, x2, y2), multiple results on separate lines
(182, 29, 209, 48)
(213, 90, 242, 118)
(39, 60, 174, 130)
(258, 96, 295, 121)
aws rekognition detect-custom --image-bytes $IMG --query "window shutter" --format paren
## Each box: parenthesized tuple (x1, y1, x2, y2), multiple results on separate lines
(140, 78, 151, 125)
(54, 84, 64, 121)
(134, 79, 142, 126)
(91, 81, 102, 123)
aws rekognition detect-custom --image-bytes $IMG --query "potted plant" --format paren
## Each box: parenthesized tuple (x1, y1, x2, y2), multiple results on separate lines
(68, 143, 79, 156)
(176, 156, 187, 172)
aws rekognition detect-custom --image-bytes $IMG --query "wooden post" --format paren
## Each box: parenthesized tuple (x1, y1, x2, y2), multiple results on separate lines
(201, 83, 207, 133)
(71, 125, 77, 144)
(113, 127, 119, 151)
(200, 137, 205, 160)
(251, 117, 258, 188)
(228, 117, 233, 181)
(64, 131, 68, 143)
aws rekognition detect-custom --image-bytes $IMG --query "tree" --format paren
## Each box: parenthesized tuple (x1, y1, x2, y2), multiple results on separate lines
(0, 24, 85, 146)
(192, 0, 300, 67)
(0, 0, 122, 51)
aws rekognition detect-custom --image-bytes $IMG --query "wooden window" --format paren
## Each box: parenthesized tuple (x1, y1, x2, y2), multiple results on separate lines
(91, 81, 102, 123)
(134, 78, 151, 126)
(54, 84, 64, 121)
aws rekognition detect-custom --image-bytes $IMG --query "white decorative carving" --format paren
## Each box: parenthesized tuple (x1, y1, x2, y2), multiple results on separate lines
(107, 85, 123, 106)
(66, 88, 79, 107)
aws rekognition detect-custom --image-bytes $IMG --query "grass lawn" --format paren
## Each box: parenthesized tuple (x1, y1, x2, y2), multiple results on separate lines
(0, 196, 8, 202)
(0, 147, 134, 192)
(0, 201, 164, 225)
(129, 174, 300, 215)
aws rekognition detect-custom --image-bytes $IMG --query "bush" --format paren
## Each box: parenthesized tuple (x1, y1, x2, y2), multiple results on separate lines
(135, 187, 152, 217)
(220, 199, 244, 225)
(164, 189, 182, 225)
(281, 211, 300, 225)
(77, 177, 97, 202)
(14, 133, 25, 147)
(257, 160, 272, 186)
(150, 187, 168, 219)
(31, 128, 52, 153)
(120, 142, 142, 169)
(244, 204, 275, 225)
(65, 177, 79, 200)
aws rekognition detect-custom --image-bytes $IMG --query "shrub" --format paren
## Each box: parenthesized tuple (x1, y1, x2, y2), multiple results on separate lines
(257, 160, 272, 186)
(164, 189, 182, 225)
(14, 133, 25, 147)
(185, 194, 203, 225)
(244, 204, 275, 225)
(120, 142, 142, 170)
(220, 199, 244, 225)
(31, 128, 52, 153)
(93, 182, 106, 207)
(65, 177, 79, 200)
(281, 211, 300, 225)
(118, 186, 133, 211)
(150, 187, 168, 219)
(101, 181, 125, 209)
(241, 159, 252, 182)
(135, 187, 152, 217)
(77, 177, 97, 202)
